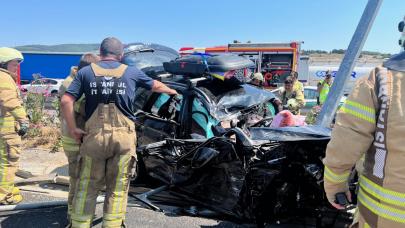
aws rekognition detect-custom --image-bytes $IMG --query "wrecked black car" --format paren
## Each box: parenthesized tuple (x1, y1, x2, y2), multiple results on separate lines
(123, 46, 354, 227)
(122, 49, 280, 147)
(137, 126, 355, 227)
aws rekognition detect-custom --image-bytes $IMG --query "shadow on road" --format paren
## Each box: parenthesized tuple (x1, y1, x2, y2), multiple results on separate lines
(0, 206, 68, 228)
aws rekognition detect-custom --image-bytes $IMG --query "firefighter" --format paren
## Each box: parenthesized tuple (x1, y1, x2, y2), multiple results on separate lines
(61, 37, 177, 228)
(59, 53, 100, 221)
(317, 70, 333, 105)
(250, 72, 264, 86)
(291, 71, 304, 93)
(280, 76, 305, 115)
(0, 47, 29, 204)
(323, 23, 405, 227)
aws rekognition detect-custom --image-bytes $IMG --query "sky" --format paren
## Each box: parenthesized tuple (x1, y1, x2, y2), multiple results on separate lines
(1, 0, 403, 53)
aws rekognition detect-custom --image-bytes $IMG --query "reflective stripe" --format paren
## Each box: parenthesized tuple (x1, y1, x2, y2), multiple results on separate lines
(10, 107, 26, 119)
(340, 107, 375, 124)
(71, 214, 93, 228)
(345, 100, 375, 115)
(0, 121, 15, 127)
(0, 118, 15, 132)
(358, 188, 405, 224)
(62, 136, 80, 152)
(0, 117, 16, 126)
(341, 100, 376, 124)
(0, 139, 9, 188)
(103, 212, 124, 227)
(0, 83, 14, 89)
(74, 156, 92, 215)
(360, 175, 405, 207)
(0, 127, 16, 133)
(324, 166, 350, 183)
(112, 155, 130, 214)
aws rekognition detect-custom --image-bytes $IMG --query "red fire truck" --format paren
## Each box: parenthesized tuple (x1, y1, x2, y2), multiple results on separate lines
(180, 42, 305, 89)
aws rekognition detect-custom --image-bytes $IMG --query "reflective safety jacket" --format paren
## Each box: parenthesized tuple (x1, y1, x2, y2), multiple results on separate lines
(318, 80, 331, 105)
(293, 81, 304, 93)
(324, 53, 405, 227)
(280, 88, 305, 115)
(59, 67, 85, 136)
(0, 69, 28, 134)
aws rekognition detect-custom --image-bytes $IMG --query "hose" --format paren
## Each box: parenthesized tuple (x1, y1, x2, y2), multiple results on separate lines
(0, 196, 105, 212)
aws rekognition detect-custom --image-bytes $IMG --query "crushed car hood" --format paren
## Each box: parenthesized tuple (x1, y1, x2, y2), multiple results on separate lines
(138, 126, 339, 224)
(199, 83, 276, 121)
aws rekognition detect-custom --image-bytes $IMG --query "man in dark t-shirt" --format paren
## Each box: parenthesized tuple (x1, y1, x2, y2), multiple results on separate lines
(67, 58, 156, 121)
(61, 37, 177, 228)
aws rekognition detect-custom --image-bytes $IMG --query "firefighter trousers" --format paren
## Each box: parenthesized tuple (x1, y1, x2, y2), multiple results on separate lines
(71, 104, 136, 228)
(63, 135, 80, 218)
(0, 134, 23, 204)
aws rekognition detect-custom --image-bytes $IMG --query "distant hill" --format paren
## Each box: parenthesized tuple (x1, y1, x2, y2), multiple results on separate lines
(14, 44, 99, 53)
(303, 49, 391, 59)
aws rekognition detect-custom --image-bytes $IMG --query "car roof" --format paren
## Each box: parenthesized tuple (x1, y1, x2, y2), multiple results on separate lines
(34, 78, 63, 81)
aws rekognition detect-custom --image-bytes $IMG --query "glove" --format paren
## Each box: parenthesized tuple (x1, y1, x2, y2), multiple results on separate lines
(17, 122, 29, 136)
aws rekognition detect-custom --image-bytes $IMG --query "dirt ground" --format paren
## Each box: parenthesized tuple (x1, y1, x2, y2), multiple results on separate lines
(19, 148, 67, 177)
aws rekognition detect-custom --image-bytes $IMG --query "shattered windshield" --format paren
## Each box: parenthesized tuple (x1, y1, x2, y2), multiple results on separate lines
(196, 81, 276, 121)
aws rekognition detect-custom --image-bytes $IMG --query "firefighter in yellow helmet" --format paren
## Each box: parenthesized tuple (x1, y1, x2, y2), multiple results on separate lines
(61, 37, 178, 228)
(0, 47, 29, 205)
(59, 53, 100, 222)
(323, 18, 405, 228)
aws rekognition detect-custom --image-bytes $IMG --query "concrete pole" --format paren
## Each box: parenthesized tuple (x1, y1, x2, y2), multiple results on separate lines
(316, 0, 383, 127)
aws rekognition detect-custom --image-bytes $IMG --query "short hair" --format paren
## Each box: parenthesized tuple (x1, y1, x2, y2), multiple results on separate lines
(78, 53, 100, 70)
(284, 76, 294, 84)
(100, 37, 124, 57)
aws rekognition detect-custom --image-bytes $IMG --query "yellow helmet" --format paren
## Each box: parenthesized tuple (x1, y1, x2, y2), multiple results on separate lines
(0, 47, 24, 64)
(252, 72, 264, 82)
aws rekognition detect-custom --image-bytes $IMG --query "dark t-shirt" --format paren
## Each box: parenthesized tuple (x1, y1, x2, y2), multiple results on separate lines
(66, 60, 154, 121)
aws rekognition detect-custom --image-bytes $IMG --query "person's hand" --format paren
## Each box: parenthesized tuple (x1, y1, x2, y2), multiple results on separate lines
(70, 128, 87, 143)
(329, 191, 352, 210)
(168, 89, 178, 96)
(17, 122, 29, 136)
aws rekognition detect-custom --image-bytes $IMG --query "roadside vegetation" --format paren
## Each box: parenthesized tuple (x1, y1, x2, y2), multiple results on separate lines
(303, 49, 391, 59)
(22, 91, 62, 152)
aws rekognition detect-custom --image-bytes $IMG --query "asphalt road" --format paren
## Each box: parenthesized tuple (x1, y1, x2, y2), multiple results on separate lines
(0, 191, 321, 228)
